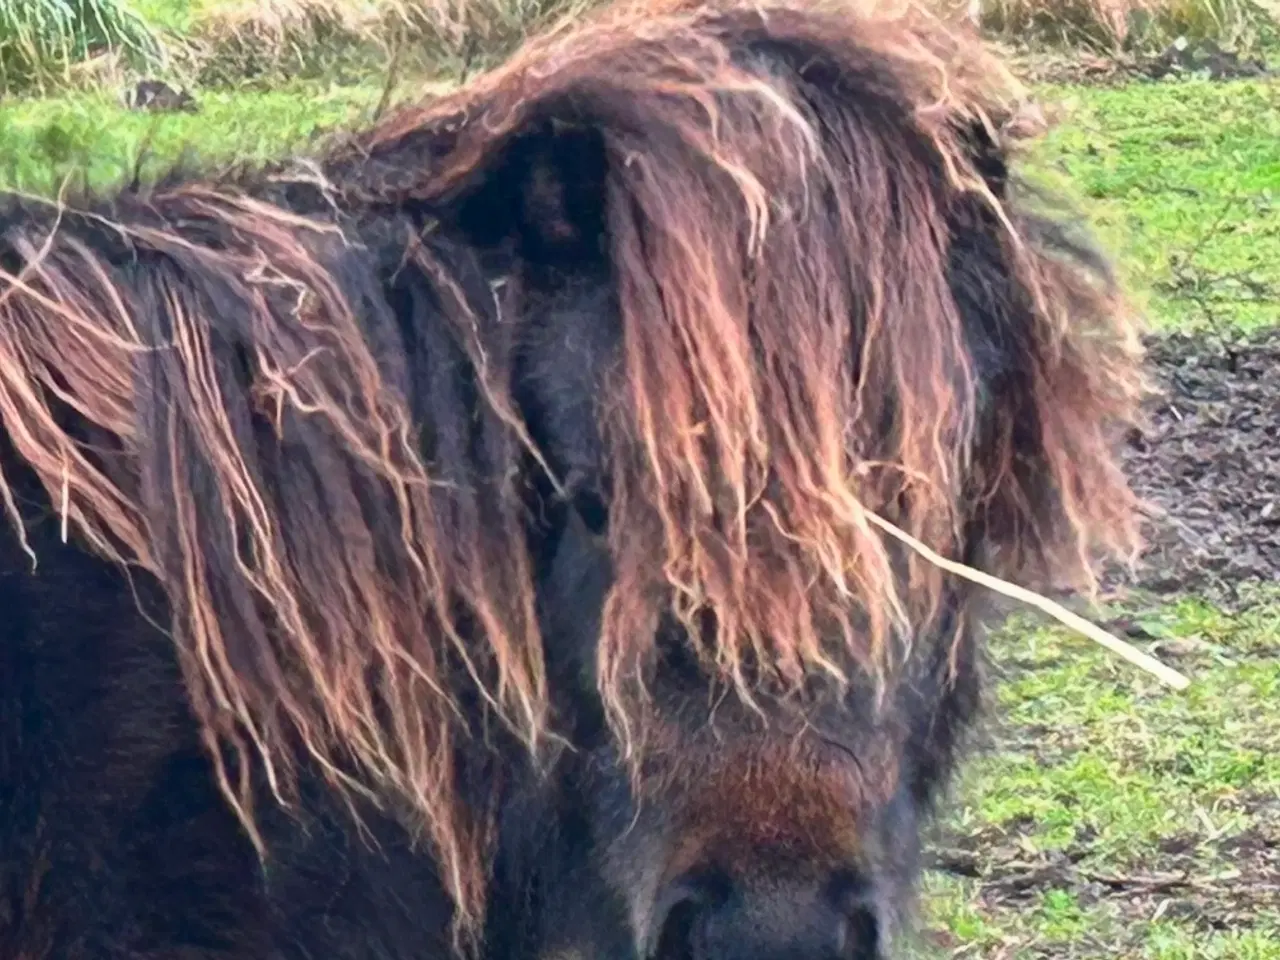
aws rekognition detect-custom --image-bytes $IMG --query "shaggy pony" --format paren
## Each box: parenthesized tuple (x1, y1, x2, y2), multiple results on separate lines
(0, 0, 1143, 957)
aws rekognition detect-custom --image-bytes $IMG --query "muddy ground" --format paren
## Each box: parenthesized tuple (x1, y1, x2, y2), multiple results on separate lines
(1005, 38, 1274, 87)
(1117, 326, 1279, 602)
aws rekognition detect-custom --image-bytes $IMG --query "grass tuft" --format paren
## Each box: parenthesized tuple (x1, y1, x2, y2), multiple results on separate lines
(969, 0, 1280, 54)
(0, 0, 166, 94)
(177, 0, 388, 86)
(179, 0, 598, 87)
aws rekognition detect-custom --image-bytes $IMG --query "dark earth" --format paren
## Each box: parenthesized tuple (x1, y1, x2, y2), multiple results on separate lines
(1007, 37, 1275, 87)
(1117, 326, 1279, 602)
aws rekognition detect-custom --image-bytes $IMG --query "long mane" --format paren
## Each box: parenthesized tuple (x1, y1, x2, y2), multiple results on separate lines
(0, 0, 1145, 943)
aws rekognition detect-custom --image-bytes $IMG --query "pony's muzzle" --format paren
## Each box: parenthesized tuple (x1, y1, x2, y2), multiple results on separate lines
(642, 867, 883, 960)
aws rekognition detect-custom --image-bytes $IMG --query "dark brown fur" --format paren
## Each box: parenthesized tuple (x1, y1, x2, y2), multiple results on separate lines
(0, 1, 1144, 957)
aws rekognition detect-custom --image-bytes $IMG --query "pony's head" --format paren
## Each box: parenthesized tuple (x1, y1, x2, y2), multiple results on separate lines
(0, 2, 1144, 957)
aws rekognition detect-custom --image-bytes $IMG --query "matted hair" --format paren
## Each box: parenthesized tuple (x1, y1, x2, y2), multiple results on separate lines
(0, 0, 1144, 944)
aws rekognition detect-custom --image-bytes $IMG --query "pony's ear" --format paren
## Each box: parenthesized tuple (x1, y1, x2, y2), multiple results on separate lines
(449, 122, 611, 270)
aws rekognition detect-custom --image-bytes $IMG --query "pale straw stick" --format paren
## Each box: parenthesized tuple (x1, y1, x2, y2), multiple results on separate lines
(863, 511, 1191, 692)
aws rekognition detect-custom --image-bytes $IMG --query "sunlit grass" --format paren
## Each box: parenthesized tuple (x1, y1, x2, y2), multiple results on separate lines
(912, 590, 1280, 957)
(1026, 77, 1280, 330)
(0, 81, 394, 194)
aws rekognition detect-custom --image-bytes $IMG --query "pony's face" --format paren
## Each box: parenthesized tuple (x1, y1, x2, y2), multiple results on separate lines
(457, 91, 1133, 960)
(530, 501, 980, 960)
(508, 277, 979, 960)
(485, 126, 1003, 960)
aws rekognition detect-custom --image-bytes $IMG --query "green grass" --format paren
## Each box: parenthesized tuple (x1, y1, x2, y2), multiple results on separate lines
(0, 81, 387, 194)
(910, 591, 1280, 957)
(1026, 77, 1280, 330)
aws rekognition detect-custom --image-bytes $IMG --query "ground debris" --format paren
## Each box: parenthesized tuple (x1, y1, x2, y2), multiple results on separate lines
(1110, 326, 1280, 603)
(1001, 39, 1274, 87)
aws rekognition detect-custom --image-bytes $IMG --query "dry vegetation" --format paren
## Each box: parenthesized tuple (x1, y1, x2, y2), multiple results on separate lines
(171, 0, 1276, 84)
(174, 0, 596, 83)
(2, 0, 1273, 98)
(158, 0, 605, 86)
(0, 0, 165, 93)
(971, 0, 1278, 52)
(173, 0, 1276, 87)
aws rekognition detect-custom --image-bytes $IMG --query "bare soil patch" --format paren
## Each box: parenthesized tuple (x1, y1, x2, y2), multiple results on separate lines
(1117, 327, 1279, 602)
(1005, 39, 1274, 86)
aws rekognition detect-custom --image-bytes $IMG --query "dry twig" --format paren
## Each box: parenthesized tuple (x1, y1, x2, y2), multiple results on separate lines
(864, 511, 1192, 691)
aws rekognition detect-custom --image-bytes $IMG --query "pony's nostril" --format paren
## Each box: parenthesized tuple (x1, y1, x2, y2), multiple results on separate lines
(651, 894, 703, 960)
(645, 873, 728, 960)
(645, 868, 880, 960)
(830, 872, 883, 960)
(836, 905, 882, 960)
